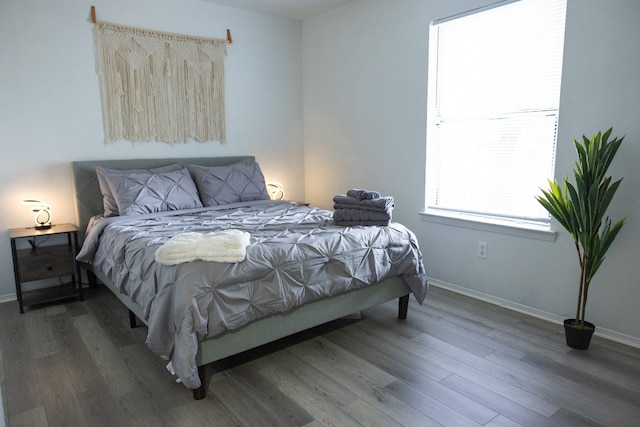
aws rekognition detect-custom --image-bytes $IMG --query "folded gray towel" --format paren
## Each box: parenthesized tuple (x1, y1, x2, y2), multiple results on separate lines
(347, 189, 381, 200)
(332, 195, 394, 213)
(333, 208, 391, 223)
(333, 219, 390, 226)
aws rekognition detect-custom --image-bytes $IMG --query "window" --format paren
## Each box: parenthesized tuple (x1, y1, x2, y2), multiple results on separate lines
(425, 0, 567, 227)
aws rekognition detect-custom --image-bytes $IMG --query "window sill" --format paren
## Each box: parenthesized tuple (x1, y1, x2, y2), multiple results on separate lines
(419, 209, 558, 242)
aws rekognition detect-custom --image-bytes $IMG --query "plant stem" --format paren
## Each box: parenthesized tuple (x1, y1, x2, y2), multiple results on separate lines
(575, 241, 584, 325)
(578, 255, 590, 329)
(581, 280, 589, 328)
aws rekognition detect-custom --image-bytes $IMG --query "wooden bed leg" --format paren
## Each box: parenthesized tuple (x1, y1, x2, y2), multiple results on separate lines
(129, 310, 138, 328)
(192, 365, 207, 400)
(398, 295, 409, 320)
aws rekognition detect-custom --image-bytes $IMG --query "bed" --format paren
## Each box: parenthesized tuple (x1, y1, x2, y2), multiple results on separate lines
(71, 156, 428, 400)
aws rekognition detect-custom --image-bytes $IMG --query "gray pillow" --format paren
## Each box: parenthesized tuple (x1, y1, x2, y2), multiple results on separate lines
(96, 163, 184, 216)
(109, 168, 203, 216)
(187, 159, 270, 206)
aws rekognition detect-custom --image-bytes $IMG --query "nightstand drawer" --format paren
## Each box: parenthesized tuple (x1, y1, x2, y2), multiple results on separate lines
(18, 250, 75, 282)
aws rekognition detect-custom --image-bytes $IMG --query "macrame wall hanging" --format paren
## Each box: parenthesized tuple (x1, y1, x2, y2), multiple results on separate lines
(92, 7, 231, 144)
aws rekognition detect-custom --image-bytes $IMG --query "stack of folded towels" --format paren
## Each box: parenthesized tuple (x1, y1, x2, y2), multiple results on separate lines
(333, 189, 394, 226)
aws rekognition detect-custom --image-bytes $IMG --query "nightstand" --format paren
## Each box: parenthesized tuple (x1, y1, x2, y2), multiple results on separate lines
(9, 223, 83, 313)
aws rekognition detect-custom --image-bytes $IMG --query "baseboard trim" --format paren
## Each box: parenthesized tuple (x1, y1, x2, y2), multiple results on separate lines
(428, 277, 640, 350)
(0, 294, 16, 304)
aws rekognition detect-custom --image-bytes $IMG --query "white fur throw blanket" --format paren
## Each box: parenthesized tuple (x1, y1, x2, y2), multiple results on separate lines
(155, 230, 251, 265)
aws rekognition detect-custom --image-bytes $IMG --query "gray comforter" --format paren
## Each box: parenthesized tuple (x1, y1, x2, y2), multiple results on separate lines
(77, 200, 428, 388)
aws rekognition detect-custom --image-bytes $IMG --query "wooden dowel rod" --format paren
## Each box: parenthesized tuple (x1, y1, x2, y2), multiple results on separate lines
(90, 5, 230, 44)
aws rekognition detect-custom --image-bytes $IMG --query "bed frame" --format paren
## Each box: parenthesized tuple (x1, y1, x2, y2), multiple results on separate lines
(71, 156, 411, 400)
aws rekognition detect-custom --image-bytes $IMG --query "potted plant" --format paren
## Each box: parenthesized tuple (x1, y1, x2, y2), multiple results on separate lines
(536, 128, 626, 349)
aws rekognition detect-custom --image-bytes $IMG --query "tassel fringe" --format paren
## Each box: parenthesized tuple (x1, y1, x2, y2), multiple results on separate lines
(95, 21, 227, 144)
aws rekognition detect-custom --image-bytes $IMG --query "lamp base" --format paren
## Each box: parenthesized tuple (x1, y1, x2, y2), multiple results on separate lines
(35, 224, 52, 230)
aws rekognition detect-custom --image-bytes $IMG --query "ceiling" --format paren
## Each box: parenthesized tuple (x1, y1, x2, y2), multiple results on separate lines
(201, 0, 355, 21)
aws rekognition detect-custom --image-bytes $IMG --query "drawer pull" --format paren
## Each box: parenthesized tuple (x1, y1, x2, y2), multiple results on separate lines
(47, 266, 53, 271)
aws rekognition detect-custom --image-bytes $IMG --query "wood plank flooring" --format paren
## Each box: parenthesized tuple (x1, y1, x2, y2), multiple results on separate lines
(1, 285, 639, 426)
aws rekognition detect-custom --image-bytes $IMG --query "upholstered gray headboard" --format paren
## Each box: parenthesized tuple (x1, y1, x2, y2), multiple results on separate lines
(71, 156, 254, 241)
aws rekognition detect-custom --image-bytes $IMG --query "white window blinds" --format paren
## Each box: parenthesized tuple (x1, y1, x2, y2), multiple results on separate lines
(426, 0, 567, 224)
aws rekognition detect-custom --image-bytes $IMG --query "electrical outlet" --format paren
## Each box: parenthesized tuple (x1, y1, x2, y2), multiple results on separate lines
(478, 241, 488, 259)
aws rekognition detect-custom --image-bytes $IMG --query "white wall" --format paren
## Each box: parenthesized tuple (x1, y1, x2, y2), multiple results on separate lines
(303, 0, 640, 343)
(0, 0, 304, 299)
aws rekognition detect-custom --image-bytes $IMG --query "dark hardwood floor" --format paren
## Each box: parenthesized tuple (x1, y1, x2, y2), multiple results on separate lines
(1, 284, 639, 426)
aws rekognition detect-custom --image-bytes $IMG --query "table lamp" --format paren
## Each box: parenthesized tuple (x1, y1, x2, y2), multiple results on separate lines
(22, 199, 52, 229)
(266, 182, 285, 201)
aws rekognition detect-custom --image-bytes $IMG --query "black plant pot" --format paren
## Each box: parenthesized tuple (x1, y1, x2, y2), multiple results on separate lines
(564, 319, 595, 350)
